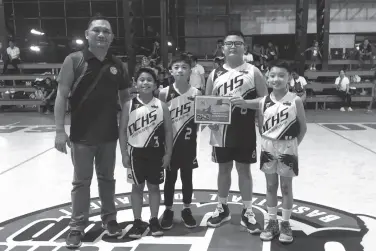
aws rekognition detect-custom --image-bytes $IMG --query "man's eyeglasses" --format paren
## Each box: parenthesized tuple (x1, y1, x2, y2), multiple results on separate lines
(224, 41, 244, 47)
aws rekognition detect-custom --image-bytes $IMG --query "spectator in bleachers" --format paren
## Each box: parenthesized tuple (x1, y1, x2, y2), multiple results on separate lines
(335, 69, 352, 112)
(302, 41, 321, 71)
(358, 39, 375, 70)
(0, 42, 7, 63)
(213, 57, 224, 70)
(366, 72, 376, 113)
(290, 70, 307, 103)
(41, 77, 58, 114)
(189, 56, 205, 93)
(2, 40, 21, 74)
(265, 41, 279, 63)
(213, 39, 225, 58)
(243, 45, 254, 64)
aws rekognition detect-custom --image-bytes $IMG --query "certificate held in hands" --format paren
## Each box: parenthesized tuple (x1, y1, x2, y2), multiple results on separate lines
(194, 96, 232, 124)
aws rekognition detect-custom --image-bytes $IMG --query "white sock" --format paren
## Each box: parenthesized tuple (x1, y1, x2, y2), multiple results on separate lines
(218, 197, 228, 205)
(267, 206, 277, 220)
(243, 201, 252, 209)
(282, 208, 292, 222)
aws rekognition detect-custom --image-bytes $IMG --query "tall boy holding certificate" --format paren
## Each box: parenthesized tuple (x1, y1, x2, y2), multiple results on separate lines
(158, 55, 201, 229)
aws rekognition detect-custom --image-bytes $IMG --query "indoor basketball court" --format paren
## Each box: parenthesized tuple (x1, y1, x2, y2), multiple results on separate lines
(1, 112, 376, 251)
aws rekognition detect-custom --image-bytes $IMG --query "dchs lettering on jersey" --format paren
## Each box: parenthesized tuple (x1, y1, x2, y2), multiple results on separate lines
(164, 84, 200, 145)
(209, 63, 258, 147)
(127, 97, 165, 148)
(260, 92, 300, 140)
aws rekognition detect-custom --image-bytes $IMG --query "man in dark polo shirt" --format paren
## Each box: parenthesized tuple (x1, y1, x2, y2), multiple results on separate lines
(54, 14, 130, 248)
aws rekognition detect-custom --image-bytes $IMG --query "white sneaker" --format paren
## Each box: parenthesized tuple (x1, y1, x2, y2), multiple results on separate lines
(348, 107, 353, 111)
(340, 107, 345, 112)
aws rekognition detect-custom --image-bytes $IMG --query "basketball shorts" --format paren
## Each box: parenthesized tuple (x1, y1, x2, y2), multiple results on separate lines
(212, 145, 257, 164)
(170, 145, 198, 170)
(127, 146, 165, 185)
(260, 137, 299, 177)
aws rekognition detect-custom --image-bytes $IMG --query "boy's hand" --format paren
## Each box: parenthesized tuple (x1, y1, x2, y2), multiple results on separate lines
(122, 154, 131, 169)
(230, 96, 248, 109)
(162, 154, 171, 170)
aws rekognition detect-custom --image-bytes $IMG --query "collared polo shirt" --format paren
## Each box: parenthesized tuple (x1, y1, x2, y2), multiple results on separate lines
(69, 48, 129, 144)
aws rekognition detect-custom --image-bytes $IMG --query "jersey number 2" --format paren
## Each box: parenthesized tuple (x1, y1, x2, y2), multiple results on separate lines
(185, 127, 192, 140)
(154, 136, 160, 147)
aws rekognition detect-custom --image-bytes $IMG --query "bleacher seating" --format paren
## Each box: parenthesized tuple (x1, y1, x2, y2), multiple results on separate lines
(305, 59, 374, 70)
(0, 63, 60, 111)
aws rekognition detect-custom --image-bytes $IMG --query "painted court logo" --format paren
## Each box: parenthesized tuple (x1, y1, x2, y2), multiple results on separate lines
(0, 190, 375, 251)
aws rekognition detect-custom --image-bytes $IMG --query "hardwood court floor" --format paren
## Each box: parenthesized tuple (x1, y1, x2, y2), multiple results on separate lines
(0, 110, 376, 251)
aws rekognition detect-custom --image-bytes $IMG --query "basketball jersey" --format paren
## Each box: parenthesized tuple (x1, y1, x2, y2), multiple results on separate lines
(260, 92, 300, 140)
(209, 63, 257, 148)
(126, 96, 165, 148)
(163, 84, 200, 166)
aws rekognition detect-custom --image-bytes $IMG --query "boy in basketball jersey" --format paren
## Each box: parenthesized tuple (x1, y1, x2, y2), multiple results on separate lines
(119, 68, 173, 238)
(205, 31, 268, 233)
(158, 55, 201, 230)
(258, 61, 307, 243)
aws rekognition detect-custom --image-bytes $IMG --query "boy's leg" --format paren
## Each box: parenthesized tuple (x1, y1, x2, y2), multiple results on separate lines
(234, 146, 261, 234)
(260, 173, 280, 241)
(275, 139, 298, 243)
(146, 164, 164, 236)
(161, 168, 178, 230)
(207, 147, 233, 228)
(131, 183, 145, 220)
(180, 167, 197, 228)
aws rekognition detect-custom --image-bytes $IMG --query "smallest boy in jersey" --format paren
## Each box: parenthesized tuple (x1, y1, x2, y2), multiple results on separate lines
(258, 61, 307, 243)
(158, 55, 201, 230)
(119, 68, 173, 239)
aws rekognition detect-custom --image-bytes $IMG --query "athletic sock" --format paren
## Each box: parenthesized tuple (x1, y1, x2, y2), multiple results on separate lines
(183, 204, 190, 209)
(243, 200, 253, 210)
(282, 208, 292, 222)
(267, 206, 277, 220)
(218, 197, 228, 205)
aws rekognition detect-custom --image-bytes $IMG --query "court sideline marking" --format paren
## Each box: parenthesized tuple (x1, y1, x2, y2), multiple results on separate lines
(0, 147, 54, 176)
(316, 123, 376, 155)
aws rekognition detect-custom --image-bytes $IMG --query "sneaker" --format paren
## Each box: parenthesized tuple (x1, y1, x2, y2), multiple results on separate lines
(65, 230, 84, 249)
(181, 208, 197, 228)
(207, 203, 231, 228)
(260, 219, 279, 241)
(240, 208, 262, 234)
(348, 107, 353, 111)
(102, 220, 123, 236)
(340, 107, 346, 112)
(161, 209, 174, 230)
(128, 219, 149, 239)
(149, 217, 164, 237)
(279, 221, 294, 243)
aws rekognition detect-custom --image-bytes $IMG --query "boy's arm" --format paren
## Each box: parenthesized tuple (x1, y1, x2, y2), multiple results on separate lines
(119, 101, 131, 158)
(162, 102, 173, 157)
(257, 100, 264, 135)
(158, 88, 168, 103)
(295, 97, 307, 145)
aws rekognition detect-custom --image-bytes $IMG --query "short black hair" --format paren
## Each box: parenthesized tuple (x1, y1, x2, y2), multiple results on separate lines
(191, 55, 198, 62)
(87, 13, 112, 30)
(169, 54, 192, 69)
(224, 31, 245, 42)
(134, 67, 158, 83)
(269, 61, 291, 73)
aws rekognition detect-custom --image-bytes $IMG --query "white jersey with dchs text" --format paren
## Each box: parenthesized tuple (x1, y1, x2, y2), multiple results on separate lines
(209, 63, 258, 148)
(126, 96, 165, 148)
(260, 92, 300, 140)
(163, 84, 200, 145)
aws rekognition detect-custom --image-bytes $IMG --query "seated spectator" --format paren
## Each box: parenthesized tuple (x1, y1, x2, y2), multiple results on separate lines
(358, 39, 375, 70)
(290, 70, 307, 103)
(366, 71, 376, 113)
(243, 45, 254, 64)
(2, 41, 21, 74)
(213, 39, 225, 58)
(189, 56, 205, 93)
(213, 57, 224, 69)
(335, 69, 352, 112)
